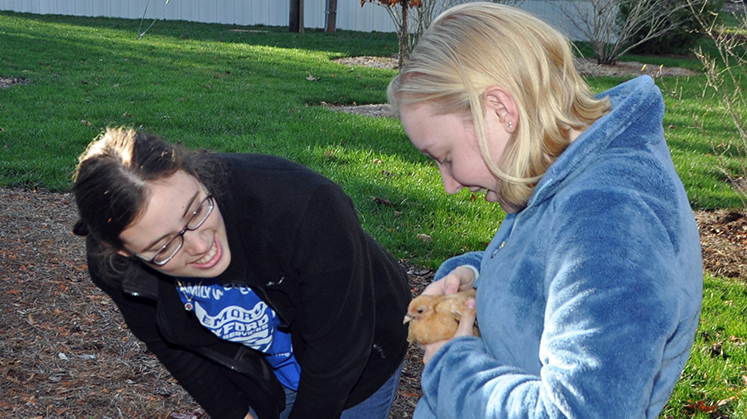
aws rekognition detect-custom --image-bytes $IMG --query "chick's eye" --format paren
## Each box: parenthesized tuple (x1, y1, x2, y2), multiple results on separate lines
(416, 307, 426, 314)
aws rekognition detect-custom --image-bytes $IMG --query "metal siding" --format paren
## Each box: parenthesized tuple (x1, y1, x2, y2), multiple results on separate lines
(92, 0, 110, 17)
(4, 0, 30, 13)
(305, 0, 325, 29)
(163, 0, 184, 21)
(234, 0, 250, 25)
(250, 0, 268, 26)
(181, 0, 200, 22)
(108, 0, 126, 19)
(0, 0, 585, 39)
(272, 1, 286, 27)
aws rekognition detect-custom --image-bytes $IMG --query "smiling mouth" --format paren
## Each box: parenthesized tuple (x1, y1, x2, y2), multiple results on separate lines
(193, 237, 219, 266)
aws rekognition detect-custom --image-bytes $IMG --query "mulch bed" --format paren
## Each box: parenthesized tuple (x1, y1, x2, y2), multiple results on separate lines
(0, 77, 31, 88)
(332, 56, 701, 78)
(1, 187, 746, 418)
(0, 188, 431, 419)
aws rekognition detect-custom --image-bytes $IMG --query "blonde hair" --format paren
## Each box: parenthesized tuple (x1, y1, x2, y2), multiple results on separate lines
(388, 2, 610, 210)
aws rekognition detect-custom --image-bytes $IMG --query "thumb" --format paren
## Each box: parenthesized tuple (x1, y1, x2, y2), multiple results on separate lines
(444, 280, 459, 295)
(455, 298, 476, 337)
(442, 271, 467, 295)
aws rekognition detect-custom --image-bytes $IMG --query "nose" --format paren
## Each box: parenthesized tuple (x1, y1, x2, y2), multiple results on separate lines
(439, 167, 462, 195)
(182, 229, 211, 255)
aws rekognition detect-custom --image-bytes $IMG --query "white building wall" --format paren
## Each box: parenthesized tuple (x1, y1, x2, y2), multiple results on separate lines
(0, 1, 587, 40)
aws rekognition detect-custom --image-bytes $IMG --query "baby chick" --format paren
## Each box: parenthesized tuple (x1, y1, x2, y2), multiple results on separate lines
(403, 289, 479, 344)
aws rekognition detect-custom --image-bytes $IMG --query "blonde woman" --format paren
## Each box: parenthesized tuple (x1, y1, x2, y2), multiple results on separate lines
(388, 3, 702, 418)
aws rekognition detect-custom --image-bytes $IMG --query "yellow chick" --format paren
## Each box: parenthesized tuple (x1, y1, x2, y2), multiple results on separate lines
(403, 289, 479, 344)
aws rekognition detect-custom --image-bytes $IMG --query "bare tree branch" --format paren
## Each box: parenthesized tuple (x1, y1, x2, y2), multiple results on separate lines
(362, 0, 525, 70)
(674, 0, 747, 205)
(561, 0, 690, 64)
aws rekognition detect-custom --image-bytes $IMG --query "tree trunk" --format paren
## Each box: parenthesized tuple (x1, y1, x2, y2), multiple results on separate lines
(290, 0, 304, 33)
(398, 0, 408, 69)
(325, 0, 338, 33)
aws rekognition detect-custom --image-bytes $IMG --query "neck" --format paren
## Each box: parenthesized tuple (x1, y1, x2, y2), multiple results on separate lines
(568, 127, 585, 143)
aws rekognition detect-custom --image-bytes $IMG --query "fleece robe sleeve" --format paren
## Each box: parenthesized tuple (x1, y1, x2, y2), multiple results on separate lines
(286, 183, 378, 419)
(420, 188, 697, 418)
(433, 251, 484, 281)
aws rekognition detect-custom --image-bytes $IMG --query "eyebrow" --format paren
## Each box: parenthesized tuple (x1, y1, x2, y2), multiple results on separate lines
(141, 189, 201, 252)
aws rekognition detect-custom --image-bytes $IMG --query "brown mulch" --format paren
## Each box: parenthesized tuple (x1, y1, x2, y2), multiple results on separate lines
(0, 76, 32, 88)
(695, 209, 747, 279)
(1, 187, 746, 419)
(334, 55, 700, 78)
(328, 56, 700, 118)
(0, 187, 431, 419)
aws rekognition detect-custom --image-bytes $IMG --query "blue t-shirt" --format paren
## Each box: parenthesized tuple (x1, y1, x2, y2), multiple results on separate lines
(177, 278, 301, 390)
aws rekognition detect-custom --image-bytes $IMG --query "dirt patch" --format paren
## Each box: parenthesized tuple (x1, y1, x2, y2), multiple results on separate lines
(0, 187, 430, 419)
(695, 209, 747, 279)
(1, 186, 745, 418)
(335, 56, 399, 70)
(574, 57, 700, 78)
(325, 103, 395, 118)
(1, 77, 32, 88)
(335, 55, 699, 78)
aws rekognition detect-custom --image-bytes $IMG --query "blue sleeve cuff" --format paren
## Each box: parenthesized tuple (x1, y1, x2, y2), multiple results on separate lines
(433, 251, 483, 281)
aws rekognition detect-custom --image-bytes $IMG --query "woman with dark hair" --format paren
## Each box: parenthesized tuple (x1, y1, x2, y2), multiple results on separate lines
(72, 127, 410, 419)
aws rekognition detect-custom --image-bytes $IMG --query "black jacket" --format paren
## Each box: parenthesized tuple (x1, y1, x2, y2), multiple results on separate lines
(86, 154, 411, 419)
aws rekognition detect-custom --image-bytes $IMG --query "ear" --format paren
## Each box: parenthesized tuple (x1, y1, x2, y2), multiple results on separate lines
(483, 86, 519, 133)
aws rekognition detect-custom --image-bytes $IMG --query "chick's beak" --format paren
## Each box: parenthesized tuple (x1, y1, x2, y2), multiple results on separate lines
(403, 314, 412, 324)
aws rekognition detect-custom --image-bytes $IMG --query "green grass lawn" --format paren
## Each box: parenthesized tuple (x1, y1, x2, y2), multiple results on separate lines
(2, 11, 747, 418)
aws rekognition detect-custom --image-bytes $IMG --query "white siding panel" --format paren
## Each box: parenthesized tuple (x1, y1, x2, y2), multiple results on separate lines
(163, 0, 185, 21)
(272, 1, 287, 27)
(337, 2, 396, 32)
(73, 0, 93, 17)
(139, 0, 168, 20)
(182, 0, 198, 21)
(22, 0, 36, 13)
(4, 0, 17, 12)
(234, 0, 251, 25)
(0, 0, 586, 40)
(108, 1, 127, 19)
(92, 0, 110, 17)
(198, 1, 215, 23)
(305, 0, 323, 29)
(3, 0, 28, 13)
(216, 1, 234, 24)
(251, 0, 270, 26)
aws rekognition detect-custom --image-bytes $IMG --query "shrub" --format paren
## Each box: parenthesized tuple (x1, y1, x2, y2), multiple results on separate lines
(624, 0, 726, 55)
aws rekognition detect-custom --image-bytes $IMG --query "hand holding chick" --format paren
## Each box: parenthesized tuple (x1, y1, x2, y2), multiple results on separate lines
(403, 289, 479, 344)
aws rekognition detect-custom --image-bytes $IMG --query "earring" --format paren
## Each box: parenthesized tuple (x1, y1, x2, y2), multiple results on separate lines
(507, 121, 513, 129)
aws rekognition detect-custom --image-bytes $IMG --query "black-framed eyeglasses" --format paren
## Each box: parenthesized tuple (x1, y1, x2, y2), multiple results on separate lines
(130, 195, 215, 266)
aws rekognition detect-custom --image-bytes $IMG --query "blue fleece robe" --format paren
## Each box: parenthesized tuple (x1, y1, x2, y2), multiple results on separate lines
(415, 76, 703, 419)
